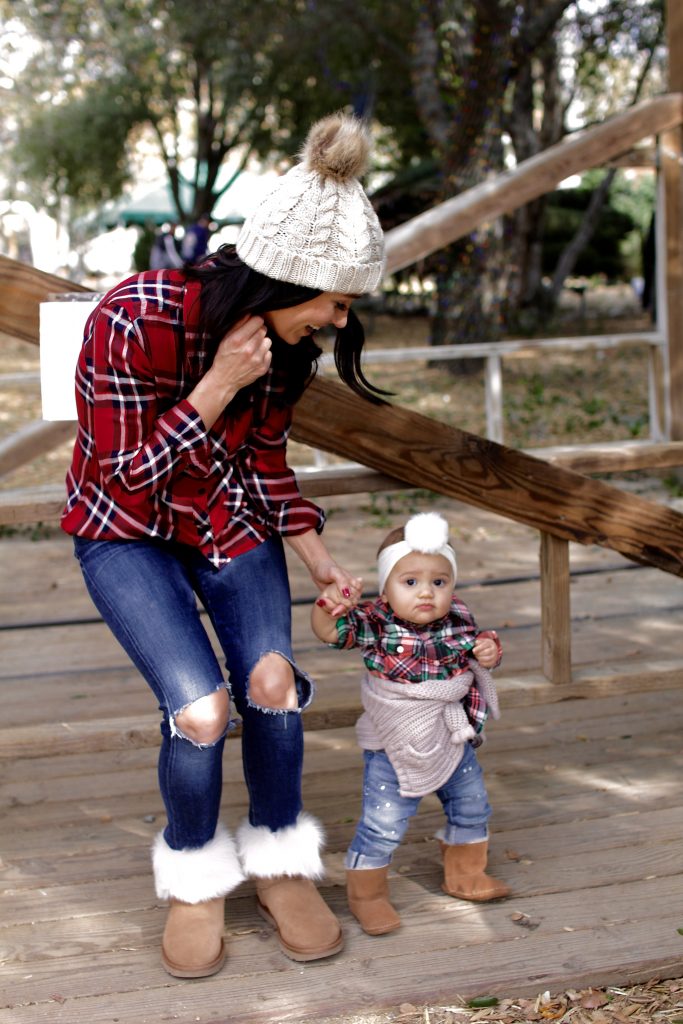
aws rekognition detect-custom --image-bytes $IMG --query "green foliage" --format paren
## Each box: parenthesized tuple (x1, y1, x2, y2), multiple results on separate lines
(15, 77, 147, 211)
(541, 179, 638, 281)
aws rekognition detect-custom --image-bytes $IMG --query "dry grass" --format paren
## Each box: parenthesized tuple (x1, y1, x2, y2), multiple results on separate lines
(310, 978, 683, 1024)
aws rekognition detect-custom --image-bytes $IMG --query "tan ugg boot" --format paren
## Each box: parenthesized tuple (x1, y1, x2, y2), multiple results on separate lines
(152, 825, 245, 979)
(161, 897, 226, 978)
(440, 840, 511, 901)
(255, 876, 344, 961)
(346, 866, 401, 935)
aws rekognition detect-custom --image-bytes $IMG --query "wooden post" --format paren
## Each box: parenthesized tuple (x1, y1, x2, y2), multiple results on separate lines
(540, 532, 572, 684)
(484, 353, 504, 442)
(664, 0, 683, 439)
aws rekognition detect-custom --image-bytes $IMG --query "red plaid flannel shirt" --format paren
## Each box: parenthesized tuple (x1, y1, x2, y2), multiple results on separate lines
(332, 595, 502, 733)
(62, 271, 325, 566)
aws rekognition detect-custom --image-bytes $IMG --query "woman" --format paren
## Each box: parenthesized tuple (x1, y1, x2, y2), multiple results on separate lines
(61, 113, 386, 977)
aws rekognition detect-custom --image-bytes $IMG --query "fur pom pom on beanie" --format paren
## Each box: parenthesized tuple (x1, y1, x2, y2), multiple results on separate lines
(236, 112, 385, 294)
(377, 512, 458, 594)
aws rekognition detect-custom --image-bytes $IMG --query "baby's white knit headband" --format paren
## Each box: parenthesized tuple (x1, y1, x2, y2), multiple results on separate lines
(377, 512, 457, 594)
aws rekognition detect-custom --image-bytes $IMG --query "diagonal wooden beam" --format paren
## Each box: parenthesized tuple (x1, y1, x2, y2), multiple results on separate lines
(292, 378, 683, 577)
(384, 93, 683, 274)
(0, 256, 88, 346)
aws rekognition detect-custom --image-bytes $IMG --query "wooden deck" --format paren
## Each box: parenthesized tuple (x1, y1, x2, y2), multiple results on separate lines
(2, 494, 683, 1023)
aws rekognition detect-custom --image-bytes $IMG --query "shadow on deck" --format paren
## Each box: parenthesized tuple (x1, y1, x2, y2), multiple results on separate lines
(2, 495, 683, 1024)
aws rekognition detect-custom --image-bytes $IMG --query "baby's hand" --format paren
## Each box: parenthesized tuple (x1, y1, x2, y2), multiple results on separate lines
(472, 636, 498, 668)
(315, 582, 357, 618)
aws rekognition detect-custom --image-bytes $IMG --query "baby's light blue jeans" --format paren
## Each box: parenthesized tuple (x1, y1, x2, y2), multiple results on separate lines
(345, 742, 491, 868)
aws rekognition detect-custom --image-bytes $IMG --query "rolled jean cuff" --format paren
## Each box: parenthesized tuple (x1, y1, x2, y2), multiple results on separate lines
(345, 849, 392, 870)
(436, 825, 489, 845)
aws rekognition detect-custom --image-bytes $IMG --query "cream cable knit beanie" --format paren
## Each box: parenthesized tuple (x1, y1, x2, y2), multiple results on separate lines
(236, 113, 385, 294)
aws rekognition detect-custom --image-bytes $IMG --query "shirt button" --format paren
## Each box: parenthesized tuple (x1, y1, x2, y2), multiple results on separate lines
(396, 645, 404, 653)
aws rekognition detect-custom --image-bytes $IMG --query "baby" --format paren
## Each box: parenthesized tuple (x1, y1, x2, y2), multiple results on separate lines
(311, 511, 510, 935)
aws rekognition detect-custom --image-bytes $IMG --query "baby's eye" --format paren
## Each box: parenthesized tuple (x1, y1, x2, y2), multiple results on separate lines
(335, 302, 348, 312)
(433, 578, 447, 587)
(404, 578, 417, 587)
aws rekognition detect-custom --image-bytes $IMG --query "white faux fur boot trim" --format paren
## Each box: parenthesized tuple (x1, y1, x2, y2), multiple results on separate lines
(152, 823, 245, 903)
(236, 811, 325, 880)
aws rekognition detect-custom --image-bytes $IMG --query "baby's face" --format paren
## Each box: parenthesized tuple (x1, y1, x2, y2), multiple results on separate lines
(381, 552, 454, 625)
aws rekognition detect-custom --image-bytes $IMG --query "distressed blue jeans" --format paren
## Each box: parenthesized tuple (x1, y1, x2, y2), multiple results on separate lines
(345, 743, 491, 868)
(73, 534, 313, 851)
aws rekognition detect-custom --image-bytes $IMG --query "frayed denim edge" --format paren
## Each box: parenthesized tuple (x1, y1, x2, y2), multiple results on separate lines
(229, 650, 316, 716)
(168, 680, 234, 747)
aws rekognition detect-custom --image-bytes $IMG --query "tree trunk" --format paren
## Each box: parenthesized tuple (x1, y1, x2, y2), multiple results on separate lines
(549, 168, 617, 304)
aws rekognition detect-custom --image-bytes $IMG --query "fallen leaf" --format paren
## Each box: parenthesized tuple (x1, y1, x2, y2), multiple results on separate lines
(505, 848, 522, 861)
(580, 989, 609, 1009)
(510, 911, 541, 929)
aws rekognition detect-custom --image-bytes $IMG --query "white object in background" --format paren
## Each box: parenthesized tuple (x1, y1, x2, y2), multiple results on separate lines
(40, 294, 100, 421)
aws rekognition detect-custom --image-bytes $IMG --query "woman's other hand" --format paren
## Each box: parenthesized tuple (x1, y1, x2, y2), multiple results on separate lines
(188, 315, 272, 429)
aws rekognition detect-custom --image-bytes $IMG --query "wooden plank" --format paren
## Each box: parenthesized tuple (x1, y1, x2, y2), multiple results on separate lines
(0, 256, 88, 346)
(326, 330, 664, 364)
(292, 377, 683, 576)
(526, 439, 683, 472)
(384, 94, 683, 274)
(540, 532, 571, 683)
(662, 123, 683, 440)
(3, 659, 683, 761)
(5, 440, 683, 527)
(2, 909, 681, 1024)
(5, 708, 679, 811)
(0, 419, 76, 477)
(0, 472, 410, 527)
(667, 0, 683, 94)
(0, 483, 66, 525)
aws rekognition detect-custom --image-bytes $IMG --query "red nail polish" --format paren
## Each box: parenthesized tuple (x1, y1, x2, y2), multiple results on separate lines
(316, 598, 327, 607)
(342, 587, 351, 598)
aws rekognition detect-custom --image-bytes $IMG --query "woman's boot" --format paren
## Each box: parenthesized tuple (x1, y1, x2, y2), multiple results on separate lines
(236, 812, 343, 962)
(440, 840, 511, 901)
(152, 824, 245, 978)
(346, 866, 401, 935)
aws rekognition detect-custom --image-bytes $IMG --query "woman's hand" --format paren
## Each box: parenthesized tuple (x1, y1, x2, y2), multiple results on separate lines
(188, 315, 272, 430)
(209, 315, 272, 395)
(310, 559, 363, 608)
(286, 531, 363, 617)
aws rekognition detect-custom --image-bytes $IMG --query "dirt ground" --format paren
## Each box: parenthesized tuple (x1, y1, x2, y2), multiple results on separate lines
(2, 285, 682, 1020)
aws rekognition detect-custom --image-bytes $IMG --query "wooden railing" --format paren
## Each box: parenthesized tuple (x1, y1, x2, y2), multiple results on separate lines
(2, 94, 683, 686)
(319, 330, 667, 445)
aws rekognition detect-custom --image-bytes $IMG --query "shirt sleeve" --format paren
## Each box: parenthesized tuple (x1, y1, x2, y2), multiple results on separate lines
(450, 596, 503, 668)
(332, 603, 378, 650)
(238, 401, 325, 537)
(89, 303, 211, 501)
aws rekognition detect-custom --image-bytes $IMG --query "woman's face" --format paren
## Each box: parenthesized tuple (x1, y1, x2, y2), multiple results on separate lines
(263, 292, 356, 345)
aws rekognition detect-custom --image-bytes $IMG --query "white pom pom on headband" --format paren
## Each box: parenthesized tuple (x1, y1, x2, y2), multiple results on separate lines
(377, 512, 458, 594)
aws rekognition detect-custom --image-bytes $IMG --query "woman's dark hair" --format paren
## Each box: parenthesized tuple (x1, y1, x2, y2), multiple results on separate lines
(184, 244, 389, 408)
